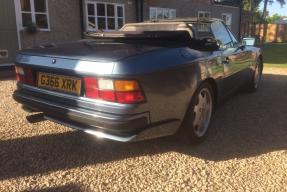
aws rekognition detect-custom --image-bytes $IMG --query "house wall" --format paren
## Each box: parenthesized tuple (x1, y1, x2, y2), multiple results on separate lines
(0, 0, 19, 64)
(20, 0, 82, 49)
(17, 0, 241, 50)
(83, 0, 137, 32)
(143, 0, 213, 19)
(143, 0, 240, 38)
(212, 5, 240, 38)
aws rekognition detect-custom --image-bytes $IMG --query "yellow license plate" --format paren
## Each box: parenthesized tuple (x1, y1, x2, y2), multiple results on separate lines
(37, 72, 82, 95)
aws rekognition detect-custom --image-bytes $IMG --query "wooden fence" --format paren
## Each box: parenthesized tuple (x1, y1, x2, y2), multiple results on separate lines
(241, 23, 287, 43)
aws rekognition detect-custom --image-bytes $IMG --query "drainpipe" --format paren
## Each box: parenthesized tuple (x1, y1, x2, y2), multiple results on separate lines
(140, 0, 144, 22)
(14, 0, 22, 50)
(135, 0, 144, 22)
(79, 0, 85, 38)
(238, 0, 243, 40)
(135, 0, 139, 22)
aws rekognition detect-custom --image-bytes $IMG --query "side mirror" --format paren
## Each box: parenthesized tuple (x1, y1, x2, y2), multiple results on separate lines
(201, 37, 220, 51)
(242, 37, 256, 46)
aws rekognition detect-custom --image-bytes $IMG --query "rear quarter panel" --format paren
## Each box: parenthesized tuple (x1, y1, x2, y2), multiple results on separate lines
(114, 47, 224, 124)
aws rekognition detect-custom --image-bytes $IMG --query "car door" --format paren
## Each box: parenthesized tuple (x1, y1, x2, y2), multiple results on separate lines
(226, 27, 253, 81)
(210, 21, 246, 96)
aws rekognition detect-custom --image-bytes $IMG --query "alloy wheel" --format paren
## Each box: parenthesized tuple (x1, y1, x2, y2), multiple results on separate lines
(193, 88, 213, 137)
(254, 63, 262, 89)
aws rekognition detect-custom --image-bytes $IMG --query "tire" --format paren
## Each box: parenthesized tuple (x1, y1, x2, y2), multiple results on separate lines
(246, 57, 263, 93)
(177, 82, 215, 144)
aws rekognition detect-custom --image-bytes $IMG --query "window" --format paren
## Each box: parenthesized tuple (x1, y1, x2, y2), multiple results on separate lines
(198, 11, 210, 20)
(86, 2, 124, 31)
(197, 23, 210, 32)
(197, 11, 211, 32)
(149, 7, 176, 20)
(227, 27, 239, 47)
(19, 0, 49, 30)
(211, 21, 233, 49)
(222, 13, 232, 29)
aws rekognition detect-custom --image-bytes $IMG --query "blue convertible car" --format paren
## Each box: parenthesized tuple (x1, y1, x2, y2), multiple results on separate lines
(13, 18, 263, 143)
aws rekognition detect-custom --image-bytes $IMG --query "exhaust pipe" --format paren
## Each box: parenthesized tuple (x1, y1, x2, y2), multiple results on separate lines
(26, 113, 45, 123)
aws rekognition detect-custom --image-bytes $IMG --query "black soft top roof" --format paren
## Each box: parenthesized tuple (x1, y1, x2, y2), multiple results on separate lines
(84, 30, 193, 47)
(86, 17, 219, 39)
(84, 18, 217, 48)
(144, 17, 221, 23)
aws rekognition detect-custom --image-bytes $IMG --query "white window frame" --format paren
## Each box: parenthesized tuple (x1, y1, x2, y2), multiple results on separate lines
(197, 11, 211, 32)
(222, 13, 232, 29)
(149, 7, 176, 20)
(16, 0, 50, 31)
(197, 23, 210, 32)
(198, 11, 211, 20)
(85, 1, 125, 32)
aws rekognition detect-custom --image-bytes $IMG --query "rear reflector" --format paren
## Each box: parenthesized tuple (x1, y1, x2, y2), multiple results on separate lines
(99, 90, 116, 102)
(15, 66, 24, 75)
(116, 91, 145, 104)
(24, 67, 34, 85)
(84, 77, 145, 104)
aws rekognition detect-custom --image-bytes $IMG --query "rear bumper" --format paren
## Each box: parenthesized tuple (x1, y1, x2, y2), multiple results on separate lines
(13, 84, 179, 142)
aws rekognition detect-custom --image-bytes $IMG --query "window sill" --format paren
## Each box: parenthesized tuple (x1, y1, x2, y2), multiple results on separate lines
(87, 29, 119, 32)
(20, 28, 51, 32)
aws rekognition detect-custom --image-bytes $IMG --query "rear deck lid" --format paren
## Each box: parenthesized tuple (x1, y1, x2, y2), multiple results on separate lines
(19, 39, 163, 62)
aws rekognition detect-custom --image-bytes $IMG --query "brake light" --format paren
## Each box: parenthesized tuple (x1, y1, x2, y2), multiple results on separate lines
(84, 77, 145, 104)
(15, 66, 34, 85)
(84, 77, 99, 99)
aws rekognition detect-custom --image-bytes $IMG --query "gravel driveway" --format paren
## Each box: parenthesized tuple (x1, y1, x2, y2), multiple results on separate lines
(0, 68, 286, 192)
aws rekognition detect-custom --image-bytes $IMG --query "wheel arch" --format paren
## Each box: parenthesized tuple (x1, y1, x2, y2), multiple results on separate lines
(177, 77, 218, 142)
(202, 78, 218, 105)
(258, 54, 264, 71)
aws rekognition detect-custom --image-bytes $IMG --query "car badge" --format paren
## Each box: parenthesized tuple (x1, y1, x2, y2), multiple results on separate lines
(52, 59, 57, 64)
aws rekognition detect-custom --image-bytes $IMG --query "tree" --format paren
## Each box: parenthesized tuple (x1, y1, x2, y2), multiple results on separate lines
(243, 0, 262, 11)
(261, 0, 285, 42)
(262, 0, 286, 21)
(266, 13, 284, 23)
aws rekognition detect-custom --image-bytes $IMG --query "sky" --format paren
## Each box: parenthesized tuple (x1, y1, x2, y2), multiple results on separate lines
(259, 1, 287, 16)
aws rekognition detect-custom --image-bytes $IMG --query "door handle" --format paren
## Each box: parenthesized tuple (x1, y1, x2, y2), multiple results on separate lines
(222, 57, 230, 65)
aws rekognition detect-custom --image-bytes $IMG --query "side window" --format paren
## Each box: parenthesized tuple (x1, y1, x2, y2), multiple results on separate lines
(227, 28, 239, 47)
(210, 21, 233, 49)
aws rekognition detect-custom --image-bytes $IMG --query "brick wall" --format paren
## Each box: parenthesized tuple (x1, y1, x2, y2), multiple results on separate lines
(212, 5, 240, 38)
(143, 0, 240, 38)
(0, 0, 18, 64)
(19, 0, 241, 49)
(21, 0, 82, 49)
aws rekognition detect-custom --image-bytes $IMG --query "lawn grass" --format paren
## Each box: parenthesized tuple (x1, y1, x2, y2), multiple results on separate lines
(263, 43, 287, 68)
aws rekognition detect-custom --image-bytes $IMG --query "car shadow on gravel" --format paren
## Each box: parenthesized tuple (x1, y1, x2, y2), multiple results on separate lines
(0, 74, 286, 180)
(22, 184, 85, 192)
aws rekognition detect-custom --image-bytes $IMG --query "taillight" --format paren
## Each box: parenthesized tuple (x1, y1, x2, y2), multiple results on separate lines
(116, 91, 145, 104)
(84, 77, 145, 104)
(83, 77, 99, 99)
(15, 65, 34, 85)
